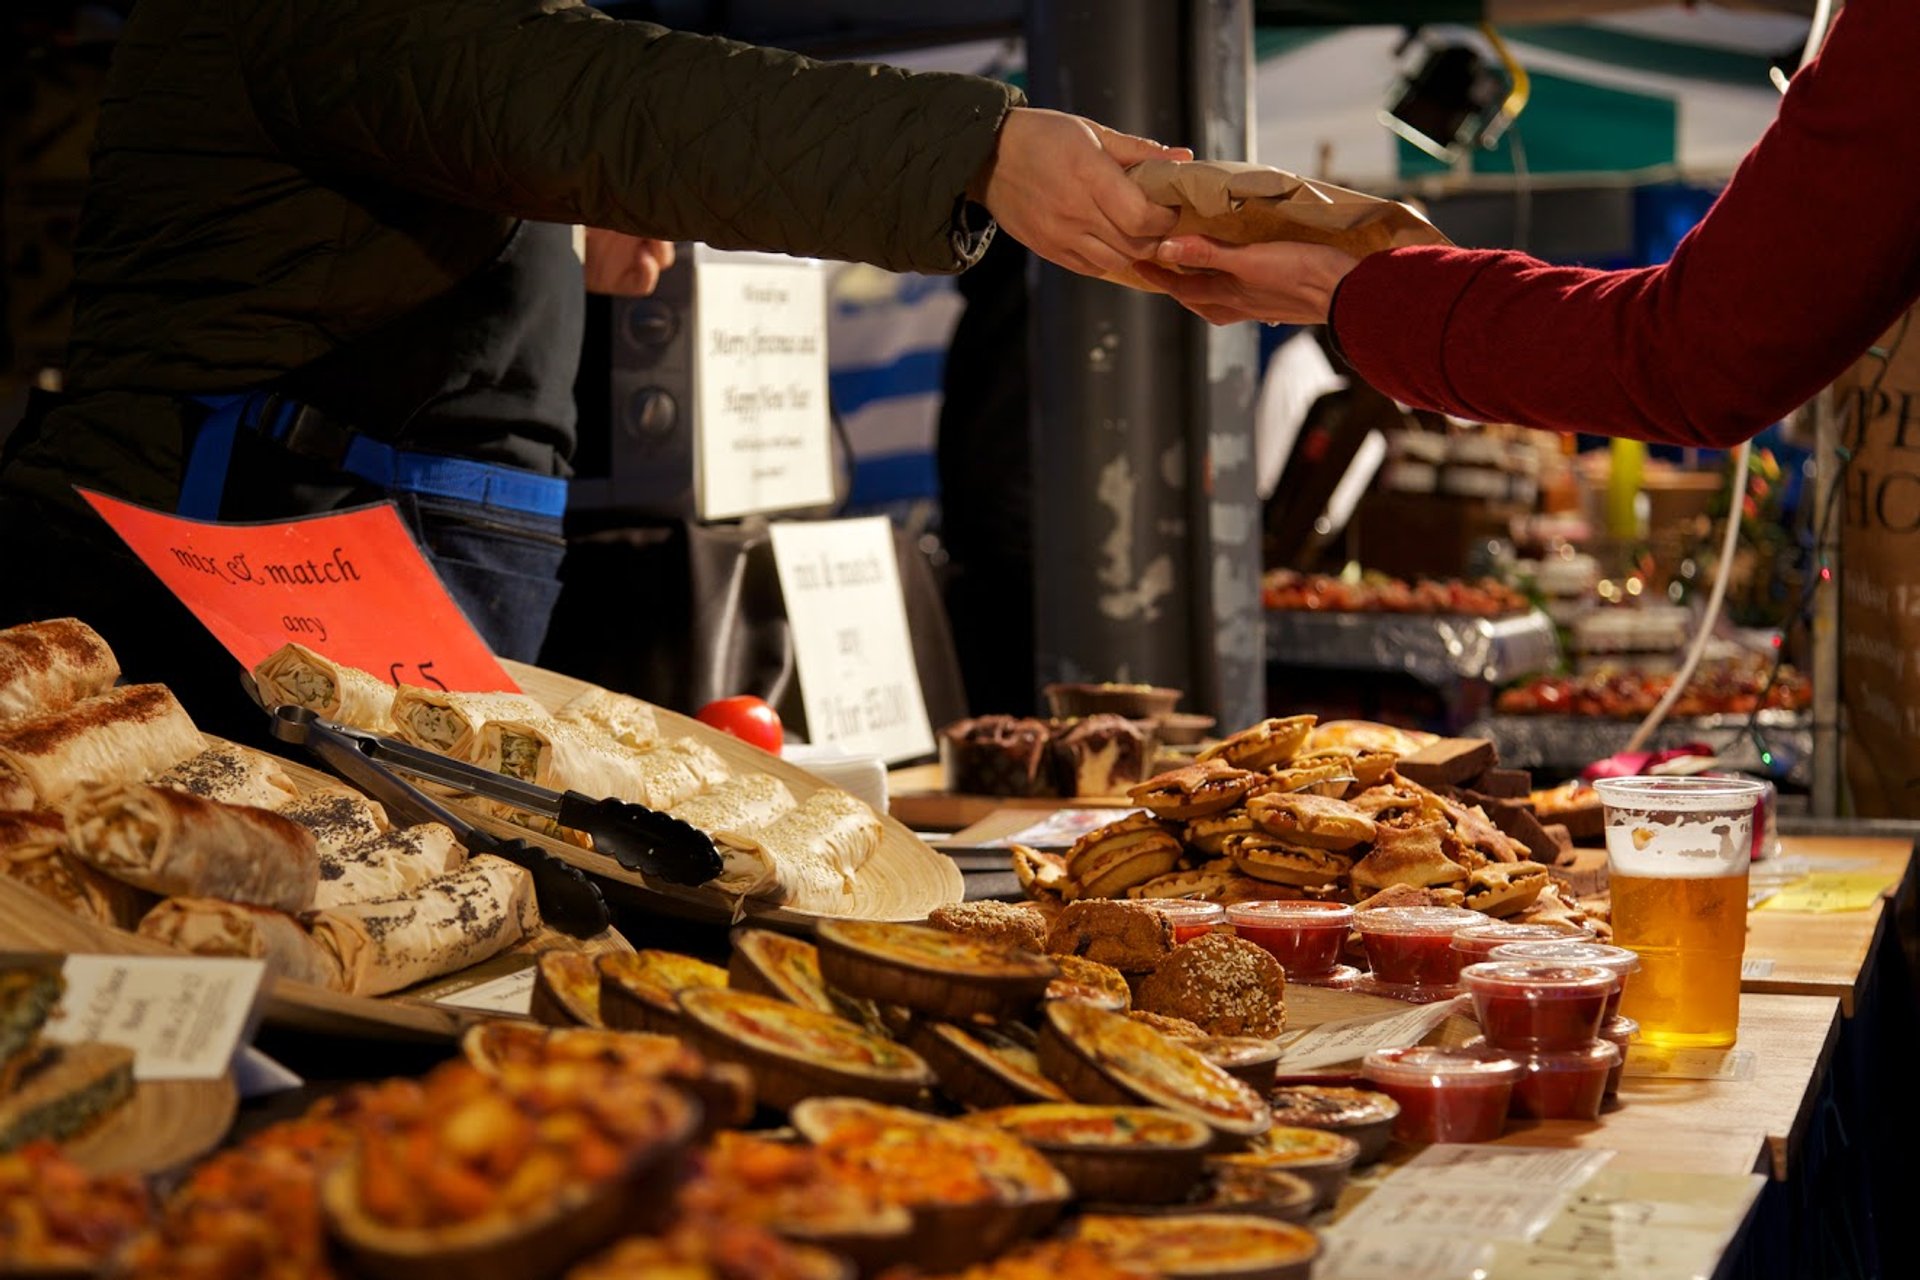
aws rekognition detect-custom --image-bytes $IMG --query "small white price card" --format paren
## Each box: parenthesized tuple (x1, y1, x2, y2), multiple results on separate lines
(1315, 1229, 1495, 1280)
(42, 955, 266, 1081)
(771, 516, 934, 764)
(1272, 995, 1468, 1071)
(431, 966, 538, 1016)
(693, 250, 834, 519)
(1741, 956, 1776, 979)
(1403, 1145, 1614, 1191)
(1483, 1168, 1764, 1278)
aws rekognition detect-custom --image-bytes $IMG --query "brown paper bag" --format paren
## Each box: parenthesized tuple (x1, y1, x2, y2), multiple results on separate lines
(1109, 159, 1451, 292)
(1838, 308, 1920, 816)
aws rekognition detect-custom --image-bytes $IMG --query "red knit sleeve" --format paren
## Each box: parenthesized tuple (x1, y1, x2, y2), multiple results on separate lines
(1329, 0, 1920, 448)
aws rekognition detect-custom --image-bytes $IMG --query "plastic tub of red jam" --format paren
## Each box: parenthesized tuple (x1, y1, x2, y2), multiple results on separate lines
(1355, 907, 1485, 993)
(1505, 1041, 1622, 1121)
(1450, 919, 1591, 965)
(1598, 1015, 1638, 1097)
(1487, 940, 1642, 1021)
(1460, 962, 1617, 1053)
(1149, 899, 1228, 944)
(1360, 1046, 1522, 1145)
(1226, 901, 1354, 979)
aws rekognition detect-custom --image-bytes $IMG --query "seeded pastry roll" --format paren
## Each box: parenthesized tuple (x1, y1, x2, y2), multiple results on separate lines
(390, 686, 551, 761)
(251, 642, 397, 733)
(312, 822, 467, 910)
(305, 855, 540, 996)
(0, 618, 120, 722)
(0, 684, 204, 811)
(137, 898, 345, 989)
(154, 743, 302, 811)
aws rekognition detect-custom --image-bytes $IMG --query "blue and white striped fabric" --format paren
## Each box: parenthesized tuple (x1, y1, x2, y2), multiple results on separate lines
(826, 262, 965, 508)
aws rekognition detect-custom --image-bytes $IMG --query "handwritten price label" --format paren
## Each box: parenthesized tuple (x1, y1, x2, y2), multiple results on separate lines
(82, 490, 517, 692)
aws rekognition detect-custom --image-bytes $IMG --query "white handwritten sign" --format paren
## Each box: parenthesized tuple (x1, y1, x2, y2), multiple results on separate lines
(693, 250, 834, 519)
(42, 955, 266, 1081)
(770, 517, 934, 764)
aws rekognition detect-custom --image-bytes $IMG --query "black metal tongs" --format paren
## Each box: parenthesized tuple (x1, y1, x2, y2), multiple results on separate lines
(266, 705, 723, 937)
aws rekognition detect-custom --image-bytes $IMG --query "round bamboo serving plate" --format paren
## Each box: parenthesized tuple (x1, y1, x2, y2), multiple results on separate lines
(496, 660, 963, 925)
(56, 1074, 238, 1177)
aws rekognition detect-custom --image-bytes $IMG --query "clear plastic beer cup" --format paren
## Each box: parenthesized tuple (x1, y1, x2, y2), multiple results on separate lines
(1591, 776, 1765, 1049)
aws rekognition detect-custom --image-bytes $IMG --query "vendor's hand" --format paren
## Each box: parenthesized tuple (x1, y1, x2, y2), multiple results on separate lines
(1132, 236, 1360, 326)
(583, 229, 676, 296)
(973, 107, 1191, 278)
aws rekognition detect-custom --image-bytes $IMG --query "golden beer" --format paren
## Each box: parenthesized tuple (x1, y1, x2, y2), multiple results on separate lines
(1608, 867, 1748, 1048)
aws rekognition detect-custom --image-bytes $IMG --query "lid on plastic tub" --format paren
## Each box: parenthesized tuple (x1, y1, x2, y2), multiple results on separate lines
(1487, 940, 1641, 976)
(1451, 920, 1590, 954)
(1353, 907, 1483, 937)
(1460, 962, 1620, 1000)
(1360, 1045, 1523, 1088)
(1227, 901, 1355, 928)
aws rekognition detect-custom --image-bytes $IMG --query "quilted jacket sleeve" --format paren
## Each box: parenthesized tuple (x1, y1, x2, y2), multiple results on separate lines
(229, 0, 1021, 274)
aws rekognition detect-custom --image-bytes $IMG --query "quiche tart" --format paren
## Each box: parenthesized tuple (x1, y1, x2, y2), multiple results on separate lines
(1208, 1125, 1362, 1210)
(1037, 1003, 1272, 1144)
(1190, 1037, 1282, 1093)
(676, 988, 934, 1111)
(597, 950, 729, 1035)
(1067, 1213, 1321, 1280)
(791, 1098, 1072, 1270)
(532, 950, 604, 1027)
(966, 1104, 1212, 1205)
(459, 1021, 754, 1133)
(728, 928, 839, 1015)
(815, 920, 1057, 1023)
(1265, 1086, 1400, 1165)
(907, 1020, 1072, 1110)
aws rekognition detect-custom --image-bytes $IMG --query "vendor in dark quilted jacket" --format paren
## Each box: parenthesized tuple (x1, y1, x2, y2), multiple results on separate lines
(0, 0, 1183, 682)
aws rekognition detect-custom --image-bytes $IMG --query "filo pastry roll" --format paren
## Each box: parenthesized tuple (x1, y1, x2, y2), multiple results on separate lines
(0, 684, 205, 812)
(313, 822, 467, 910)
(667, 774, 797, 836)
(0, 619, 120, 722)
(63, 782, 320, 912)
(0, 810, 113, 925)
(391, 687, 550, 762)
(251, 642, 397, 733)
(554, 687, 660, 750)
(154, 743, 302, 810)
(278, 786, 390, 855)
(626, 739, 730, 810)
(136, 898, 345, 990)
(712, 788, 882, 906)
(306, 854, 539, 996)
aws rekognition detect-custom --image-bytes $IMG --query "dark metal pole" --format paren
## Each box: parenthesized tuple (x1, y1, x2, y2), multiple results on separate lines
(1026, 0, 1263, 727)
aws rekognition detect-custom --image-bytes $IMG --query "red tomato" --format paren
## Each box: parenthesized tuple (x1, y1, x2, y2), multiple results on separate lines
(696, 696, 783, 754)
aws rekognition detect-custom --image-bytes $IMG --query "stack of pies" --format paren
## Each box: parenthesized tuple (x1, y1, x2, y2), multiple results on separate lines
(1011, 713, 1598, 937)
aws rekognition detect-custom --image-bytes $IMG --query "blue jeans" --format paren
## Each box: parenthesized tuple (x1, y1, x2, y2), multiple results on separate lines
(394, 493, 567, 664)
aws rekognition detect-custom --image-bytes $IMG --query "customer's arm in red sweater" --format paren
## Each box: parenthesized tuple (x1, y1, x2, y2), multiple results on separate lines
(1139, 0, 1920, 447)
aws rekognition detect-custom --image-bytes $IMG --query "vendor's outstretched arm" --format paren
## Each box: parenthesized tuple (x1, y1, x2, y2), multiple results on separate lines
(1144, 0, 1920, 447)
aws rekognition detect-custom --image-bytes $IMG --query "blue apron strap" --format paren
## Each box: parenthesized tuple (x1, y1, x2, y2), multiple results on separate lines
(178, 394, 249, 519)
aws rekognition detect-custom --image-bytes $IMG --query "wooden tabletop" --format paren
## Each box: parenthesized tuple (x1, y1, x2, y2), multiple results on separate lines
(1743, 834, 1914, 1015)
(1479, 992, 1841, 1181)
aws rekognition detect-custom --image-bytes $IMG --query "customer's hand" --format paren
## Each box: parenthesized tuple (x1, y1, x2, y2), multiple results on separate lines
(973, 107, 1191, 278)
(1132, 236, 1360, 325)
(584, 229, 676, 296)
